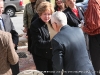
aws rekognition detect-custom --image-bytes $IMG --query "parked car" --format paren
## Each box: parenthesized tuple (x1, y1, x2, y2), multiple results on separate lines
(76, 0, 89, 11)
(3, 0, 24, 17)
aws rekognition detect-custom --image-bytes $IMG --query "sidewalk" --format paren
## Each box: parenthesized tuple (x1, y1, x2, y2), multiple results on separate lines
(17, 45, 36, 72)
(17, 35, 36, 72)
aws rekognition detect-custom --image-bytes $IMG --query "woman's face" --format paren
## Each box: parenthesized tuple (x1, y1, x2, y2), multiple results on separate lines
(40, 9, 52, 23)
(55, 0, 63, 7)
(65, 0, 76, 7)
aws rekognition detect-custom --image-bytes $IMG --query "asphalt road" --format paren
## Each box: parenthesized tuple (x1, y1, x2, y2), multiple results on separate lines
(11, 11, 24, 35)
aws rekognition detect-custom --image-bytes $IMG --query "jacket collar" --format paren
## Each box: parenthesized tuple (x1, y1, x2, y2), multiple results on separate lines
(1, 14, 7, 31)
(38, 18, 47, 27)
(60, 25, 70, 31)
(0, 16, 2, 19)
(65, 7, 84, 23)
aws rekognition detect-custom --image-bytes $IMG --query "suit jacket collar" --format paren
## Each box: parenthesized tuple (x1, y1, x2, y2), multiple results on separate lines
(60, 25, 70, 31)
(1, 14, 7, 31)
(0, 16, 2, 19)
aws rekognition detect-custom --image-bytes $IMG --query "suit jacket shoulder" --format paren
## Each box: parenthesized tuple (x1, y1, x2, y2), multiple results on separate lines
(1, 14, 19, 49)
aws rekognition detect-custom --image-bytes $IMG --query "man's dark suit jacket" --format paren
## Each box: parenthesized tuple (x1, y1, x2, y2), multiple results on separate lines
(30, 17, 52, 59)
(63, 7, 84, 27)
(1, 14, 19, 49)
(51, 25, 95, 75)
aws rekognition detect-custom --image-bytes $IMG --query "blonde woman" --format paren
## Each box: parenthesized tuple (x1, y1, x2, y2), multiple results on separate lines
(30, 1, 54, 75)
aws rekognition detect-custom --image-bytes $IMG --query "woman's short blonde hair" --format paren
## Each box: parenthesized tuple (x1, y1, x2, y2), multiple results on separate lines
(36, 1, 54, 16)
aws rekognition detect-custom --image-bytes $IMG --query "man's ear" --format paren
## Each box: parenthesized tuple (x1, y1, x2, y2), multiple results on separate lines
(53, 22, 58, 32)
(55, 22, 58, 29)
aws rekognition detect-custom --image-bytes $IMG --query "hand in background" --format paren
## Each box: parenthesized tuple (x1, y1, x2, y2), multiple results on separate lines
(23, 27, 27, 33)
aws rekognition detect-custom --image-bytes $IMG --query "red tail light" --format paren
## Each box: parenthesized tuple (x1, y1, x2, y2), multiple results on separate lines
(19, 0, 23, 6)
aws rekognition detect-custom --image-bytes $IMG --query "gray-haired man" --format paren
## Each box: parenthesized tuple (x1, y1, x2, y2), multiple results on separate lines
(51, 11, 95, 75)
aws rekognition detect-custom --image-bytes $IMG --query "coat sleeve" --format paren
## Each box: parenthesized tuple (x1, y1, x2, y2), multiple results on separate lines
(10, 17, 19, 50)
(23, 4, 28, 28)
(51, 38, 64, 75)
(7, 33, 19, 65)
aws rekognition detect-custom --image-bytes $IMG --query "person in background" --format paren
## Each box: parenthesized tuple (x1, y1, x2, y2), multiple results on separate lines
(82, 0, 100, 75)
(54, 0, 66, 11)
(30, 1, 54, 75)
(0, 0, 19, 75)
(0, 30, 19, 75)
(62, 0, 89, 51)
(31, 0, 46, 26)
(62, 0, 84, 27)
(23, 0, 36, 53)
(51, 11, 95, 75)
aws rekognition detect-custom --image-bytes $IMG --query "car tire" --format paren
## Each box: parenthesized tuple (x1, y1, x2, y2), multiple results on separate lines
(5, 7, 15, 17)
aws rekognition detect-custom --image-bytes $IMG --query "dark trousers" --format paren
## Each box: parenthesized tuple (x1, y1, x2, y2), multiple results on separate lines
(27, 29, 32, 53)
(32, 54, 53, 75)
(89, 34, 100, 75)
(10, 62, 19, 75)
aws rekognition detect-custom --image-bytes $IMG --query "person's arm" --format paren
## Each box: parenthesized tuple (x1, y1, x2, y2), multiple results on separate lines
(51, 38, 64, 75)
(23, 4, 28, 33)
(30, 22, 51, 49)
(7, 33, 19, 65)
(23, 4, 28, 28)
(9, 17, 19, 49)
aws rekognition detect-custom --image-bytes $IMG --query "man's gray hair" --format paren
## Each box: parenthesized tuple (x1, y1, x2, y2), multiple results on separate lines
(51, 11, 67, 26)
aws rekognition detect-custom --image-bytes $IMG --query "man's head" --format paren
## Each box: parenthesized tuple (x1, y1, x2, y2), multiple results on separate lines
(0, 0, 4, 16)
(51, 11, 67, 32)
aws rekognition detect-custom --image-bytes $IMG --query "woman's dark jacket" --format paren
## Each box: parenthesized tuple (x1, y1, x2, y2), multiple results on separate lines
(30, 18, 52, 59)
(63, 6, 84, 27)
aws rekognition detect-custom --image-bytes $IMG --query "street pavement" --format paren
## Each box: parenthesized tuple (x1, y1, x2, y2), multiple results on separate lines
(17, 47, 36, 72)
(11, 11, 24, 35)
